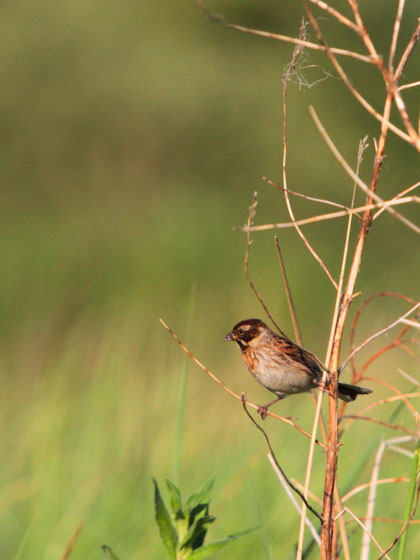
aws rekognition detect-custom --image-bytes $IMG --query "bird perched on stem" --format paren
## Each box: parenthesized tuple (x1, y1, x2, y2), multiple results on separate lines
(225, 318, 372, 419)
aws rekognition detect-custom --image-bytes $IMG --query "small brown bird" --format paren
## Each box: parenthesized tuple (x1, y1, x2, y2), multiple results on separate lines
(225, 318, 372, 418)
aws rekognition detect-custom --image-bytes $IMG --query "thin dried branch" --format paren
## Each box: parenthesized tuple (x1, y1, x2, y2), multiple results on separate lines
(196, 0, 373, 63)
(362, 377, 419, 420)
(341, 303, 420, 371)
(237, 196, 419, 232)
(347, 0, 382, 66)
(394, 19, 420, 80)
(290, 478, 323, 506)
(360, 436, 414, 560)
(373, 181, 420, 220)
(335, 508, 391, 559)
(400, 318, 420, 329)
(159, 319, 326, 447)
(343, 477, 410, 503)
(268, 453, 321, 546)
(399, 80, 420, 91)
(388, 0, 406, 71)
(398, 369, 419, 386)
(303, 2, 413, 145)
(342, 391, 420, 436)
(308, 0, 359, 33)
(281, 26, 338, 293)
(243, 192, 288, 337)
(357, 517, 420, 525)
(263, 176, 361, 214)
(340, 414, 415, 435)
(309, 106, 420, 233)
(392, 84, 420, 150)
(241, 396, 323, 522)
(349, 292, 417, 375)
(387, 444, 414, 459)
(274, 237, 302, 345)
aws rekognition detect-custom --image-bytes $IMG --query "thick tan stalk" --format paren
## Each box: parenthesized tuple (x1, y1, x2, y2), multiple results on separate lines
(320, 93, 393, 558)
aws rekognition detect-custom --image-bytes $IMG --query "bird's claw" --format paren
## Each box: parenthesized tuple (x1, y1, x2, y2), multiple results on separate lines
(257, 406, 268, 420)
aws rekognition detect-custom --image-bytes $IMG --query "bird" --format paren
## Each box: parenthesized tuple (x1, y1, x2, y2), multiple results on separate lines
(225, 318, 372, 418)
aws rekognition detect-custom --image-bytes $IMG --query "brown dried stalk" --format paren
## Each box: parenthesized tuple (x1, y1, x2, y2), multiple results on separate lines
(243, 192, 288, 338)
(196, 0, 372, 63)
(341, 302, 420, 371)
(281, 22, 338, 291)
(342, 477, 410, 503)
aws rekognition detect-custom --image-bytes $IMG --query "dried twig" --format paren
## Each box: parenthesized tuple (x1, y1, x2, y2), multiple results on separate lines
(241, 396, 323, 522)
(196, 0, 373, 63)
(159, 319, 325, 447)
(335, 508, 391, 560)
(341, 303, 420, 371)
(237, 196, 419, 232)
(309, 106, 420, 233)
(342, 477, 410, 503)
(274, 237, 302, 345)
(243, 192, 288, 338)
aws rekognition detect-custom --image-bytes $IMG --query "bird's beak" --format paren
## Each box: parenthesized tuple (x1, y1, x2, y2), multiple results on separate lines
(225, 331, 234, 341)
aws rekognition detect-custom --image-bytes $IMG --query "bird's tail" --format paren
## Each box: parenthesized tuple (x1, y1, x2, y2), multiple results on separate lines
(338, 382, 372, 402)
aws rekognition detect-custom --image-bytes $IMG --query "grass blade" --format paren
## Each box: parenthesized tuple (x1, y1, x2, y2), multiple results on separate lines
(397, 442, 420, 560)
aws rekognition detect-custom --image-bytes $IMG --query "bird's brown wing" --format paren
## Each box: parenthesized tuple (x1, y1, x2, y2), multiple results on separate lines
(274, 334, 323, 382)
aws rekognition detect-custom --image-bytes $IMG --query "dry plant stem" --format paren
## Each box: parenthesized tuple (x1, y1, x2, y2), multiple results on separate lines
(301, 137, 364, 560)
(342, 477, 410, 503)
(362, 377, 419, 420)
(308, 106, 420, 233)
(244, 192, 288, 338)
(241, 396, 323, 522)
(341, 392, 420, 436)
(316, 38, 399, 560)
(196, 0, 372, 63)
(400, 318, 420, 329)
(349, 292, 417, 375)
(373, 181, 420, 221)
(355, 517, 420, 525)
(341, 302, 420, 371)
(388, 0, 406, 71)
(399, 80, 420, 91)
(159, 319, 325, 447)
(335, 508, 391, 560)
(340, 415, 415, 435)
(263, 176, 362, 215)
(281, 21, 338, 292)
(267, 454, 321, 546)
(238, 195, 419, 232)
(308, 0, 359, 32)
(361, 436, 414, 560)
(274, 237, 302, 345)
(303, 2, 413, 146)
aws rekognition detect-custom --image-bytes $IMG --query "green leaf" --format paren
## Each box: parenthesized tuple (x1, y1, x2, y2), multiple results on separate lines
(185, 478, 214, 513)
(102, 545, 120, 560)
(186, 528, 259, 560)
(166, 479, 184, 517)
(153, 478, 178, 559)
(180, 514, 216, 550)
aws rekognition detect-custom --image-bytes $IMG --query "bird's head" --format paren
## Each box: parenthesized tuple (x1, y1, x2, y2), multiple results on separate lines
(225, 318, 268, 349)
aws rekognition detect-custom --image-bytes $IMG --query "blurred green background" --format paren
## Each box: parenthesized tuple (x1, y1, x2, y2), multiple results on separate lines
(1, 1, 418, 558)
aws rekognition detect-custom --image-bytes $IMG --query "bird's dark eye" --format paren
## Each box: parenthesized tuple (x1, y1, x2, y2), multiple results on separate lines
(238, 328, 244, 335)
